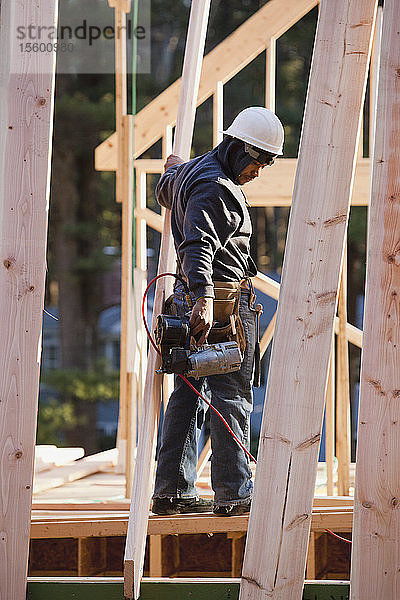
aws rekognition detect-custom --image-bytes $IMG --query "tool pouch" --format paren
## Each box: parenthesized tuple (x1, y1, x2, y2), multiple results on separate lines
(207, 281, 246, 355)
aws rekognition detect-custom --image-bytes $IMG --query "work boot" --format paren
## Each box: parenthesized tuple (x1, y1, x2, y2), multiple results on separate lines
(213, 498, 251, 516)
(152, 497, 213, 515)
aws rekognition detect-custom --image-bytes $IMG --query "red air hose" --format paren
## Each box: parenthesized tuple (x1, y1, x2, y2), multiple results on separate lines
(142, 273, 257, 464)
(142, 273, 353, 546)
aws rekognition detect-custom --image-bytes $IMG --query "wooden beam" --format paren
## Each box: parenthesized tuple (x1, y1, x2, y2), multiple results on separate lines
(108, 0, 131, 11)
(259, 312, 277, 358)
(0, 1, 58, 598)
(116, 157, 372, 207)
(351, 2, 400, 597)
(213, 81, 224, 147)
(240, 1, 376, 598)
(30, 506, 354, 539)
(119, 115, 136, 496)
(124, 2, 212, 598)
(265, 39, 276, 111)
(33, 449, 117, 494)
(95, 0, 318, 166)
(110, 0, 137, 493)
(197, 438, 212, 477)
(325, 340, 335, 497)
(369, 6, 383, 159)
(34, 446, 84, 474)
(336, 246, 351, 496)
(245, 158, 371, 207)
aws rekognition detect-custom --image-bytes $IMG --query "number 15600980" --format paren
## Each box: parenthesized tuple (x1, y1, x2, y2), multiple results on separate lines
(19, 42, 74, 53)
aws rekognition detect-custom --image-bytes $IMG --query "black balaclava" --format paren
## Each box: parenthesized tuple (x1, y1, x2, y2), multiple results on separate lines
(216, 136, 254, 185)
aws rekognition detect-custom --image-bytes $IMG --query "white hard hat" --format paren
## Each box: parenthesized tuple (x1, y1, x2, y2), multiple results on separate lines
(223, 107, 284, 155)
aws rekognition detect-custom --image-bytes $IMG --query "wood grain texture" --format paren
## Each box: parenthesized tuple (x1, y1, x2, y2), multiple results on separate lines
(30, 506, 354, 540)
(336, 248, 351, 496)
(0, 1, 58, 599)
(123, 2, 211, 598)
(240, 1, 376, 599)
(351, 2, 400, 598)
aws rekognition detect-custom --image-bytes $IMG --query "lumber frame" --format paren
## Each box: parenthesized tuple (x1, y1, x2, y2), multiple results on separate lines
(240, 2, 377, 599)
(94, 0, 318, 166)
(0, 1, 58, 598)
(123, 2, 212, 598)
(351, 2, 400, 597)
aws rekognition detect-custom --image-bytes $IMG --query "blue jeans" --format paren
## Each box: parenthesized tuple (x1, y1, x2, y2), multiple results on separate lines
(153, 288, 256, 505)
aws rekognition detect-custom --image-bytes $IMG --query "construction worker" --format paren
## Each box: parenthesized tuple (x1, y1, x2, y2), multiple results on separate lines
(152, 107, 284, 516)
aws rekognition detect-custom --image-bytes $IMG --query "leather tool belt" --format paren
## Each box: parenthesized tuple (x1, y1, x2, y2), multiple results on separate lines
(207, 280, 246, 355)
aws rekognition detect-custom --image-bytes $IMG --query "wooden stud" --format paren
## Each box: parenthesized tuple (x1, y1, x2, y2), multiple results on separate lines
(351, 2, 400, 597)
(197, 438, 212, 477)
(240, 2, 376, 598)
(112, 0, 131, 479)
(135, 170, 147, 272)
(325, 340, 335, 497)
(162, 125, 173, 160)
(0, 1, 58, 598)
(110, 0, 138, 493)
(231, 533, 246, 578)
(117, 115, 136, 496)
(108, 0, 131, 12)
(149, 535, 163, 577)
(213, 82, 224, 147)
(265, 39, 276, 112)
(306, 531, 316, 580)
(369, 6, 383, 159)
(124, 2, 212, 598)
(336, 245, 351, 496)
(133, 170, 148, 439)
(259, 312, 277, 358)
(77, 537, 107, 576)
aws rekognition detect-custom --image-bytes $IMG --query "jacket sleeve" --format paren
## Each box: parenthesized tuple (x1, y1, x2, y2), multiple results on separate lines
(179, 181, 241, 299)
(155, 165, 180, 209)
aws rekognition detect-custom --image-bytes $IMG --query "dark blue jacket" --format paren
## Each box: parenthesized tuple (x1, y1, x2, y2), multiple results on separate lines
(155, 137, 258, 300)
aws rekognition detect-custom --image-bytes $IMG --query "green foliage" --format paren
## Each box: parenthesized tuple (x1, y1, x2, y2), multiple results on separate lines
(37, 399, 80, 446)
(42, 362, 119, 404)
(38, 363, 119, 446)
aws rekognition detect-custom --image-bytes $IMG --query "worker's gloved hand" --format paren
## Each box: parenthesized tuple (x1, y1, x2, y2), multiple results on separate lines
(189, 297, 213, 347)
(164, 154, 184, 172)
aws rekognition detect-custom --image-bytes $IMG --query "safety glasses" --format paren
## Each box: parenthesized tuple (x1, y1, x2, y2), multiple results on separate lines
(244, 142, 277, 167)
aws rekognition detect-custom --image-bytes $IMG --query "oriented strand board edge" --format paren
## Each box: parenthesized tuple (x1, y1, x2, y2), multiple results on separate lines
(124, 560, 134, 599)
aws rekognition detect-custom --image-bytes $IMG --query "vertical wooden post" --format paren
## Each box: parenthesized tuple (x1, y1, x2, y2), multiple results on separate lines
(213, 81, 223, 147)
(351, 2, 400, 597)
(121, 113, 136, 496)
(108, 0, 136, 491)
(124, 2, 211, 598)
(161, 126, 175, 413)
(240, 2, 376, 599)
(0, 1, 58, 598)
(265, 39, 276, 111)
(325, 339, 335, 497)
(134, 169, 147, 429)
(369, 5, 383, 159)
(336, 244, 351, 496)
